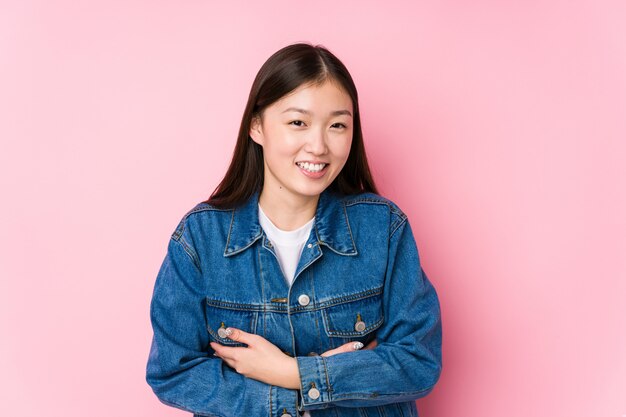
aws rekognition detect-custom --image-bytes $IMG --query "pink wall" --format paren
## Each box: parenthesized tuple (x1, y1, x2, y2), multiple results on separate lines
(1, 1, 624, 416)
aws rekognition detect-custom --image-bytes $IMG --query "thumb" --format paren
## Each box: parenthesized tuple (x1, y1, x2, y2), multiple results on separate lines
(321, 341, 365, 357)
(224, 327, 255, 345)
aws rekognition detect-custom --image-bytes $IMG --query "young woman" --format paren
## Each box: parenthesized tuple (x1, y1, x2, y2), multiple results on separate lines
(146, 43, 442, 417)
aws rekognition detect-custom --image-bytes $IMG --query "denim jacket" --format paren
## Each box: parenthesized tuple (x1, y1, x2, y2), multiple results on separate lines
(146, 188, 442, 417)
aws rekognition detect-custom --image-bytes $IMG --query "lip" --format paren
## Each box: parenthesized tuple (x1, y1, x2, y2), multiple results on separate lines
(296, 162, 329, 179)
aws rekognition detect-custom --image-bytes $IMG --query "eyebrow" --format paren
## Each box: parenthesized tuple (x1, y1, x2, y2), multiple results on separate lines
(281, 107, 353, 117)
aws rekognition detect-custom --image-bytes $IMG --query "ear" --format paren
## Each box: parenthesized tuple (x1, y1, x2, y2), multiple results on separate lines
(249, 115, 264, 146)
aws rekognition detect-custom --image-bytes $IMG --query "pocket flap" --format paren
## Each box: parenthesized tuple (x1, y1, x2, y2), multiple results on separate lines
(205, 299, 258, 347)
(322, 292, 384, 337)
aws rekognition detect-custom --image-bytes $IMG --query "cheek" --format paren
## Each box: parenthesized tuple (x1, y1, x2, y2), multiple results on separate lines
(262, 132, 296, 159)
(335, 135, 353, 160)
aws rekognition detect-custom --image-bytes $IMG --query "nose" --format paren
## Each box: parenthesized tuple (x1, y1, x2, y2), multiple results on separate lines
(305, 128, 328, 155)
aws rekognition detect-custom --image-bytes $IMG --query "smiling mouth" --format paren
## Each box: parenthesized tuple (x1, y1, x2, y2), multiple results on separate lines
(296, 162, 328, 173)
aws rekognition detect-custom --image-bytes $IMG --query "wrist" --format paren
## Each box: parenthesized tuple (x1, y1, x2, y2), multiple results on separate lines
(284, 357, 301, 389)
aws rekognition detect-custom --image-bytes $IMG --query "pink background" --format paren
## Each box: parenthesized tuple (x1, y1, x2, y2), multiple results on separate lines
(1, 1, 625, 416)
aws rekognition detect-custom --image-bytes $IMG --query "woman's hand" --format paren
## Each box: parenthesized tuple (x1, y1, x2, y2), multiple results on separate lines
(210, 328, 301, 389)
(211, 327, 378, 389)
(321, 338, 377, 357)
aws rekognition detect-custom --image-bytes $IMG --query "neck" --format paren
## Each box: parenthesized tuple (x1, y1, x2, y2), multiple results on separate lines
(258, 188, 319, 231)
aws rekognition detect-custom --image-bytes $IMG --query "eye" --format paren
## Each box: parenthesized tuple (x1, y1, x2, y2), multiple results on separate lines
(331, 123, 347, 129)
(289, 120, 306, 127)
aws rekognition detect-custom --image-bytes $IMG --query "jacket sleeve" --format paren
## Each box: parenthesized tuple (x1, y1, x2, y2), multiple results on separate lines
(295, 217, 443, 411)
(146, 227, 299, 417)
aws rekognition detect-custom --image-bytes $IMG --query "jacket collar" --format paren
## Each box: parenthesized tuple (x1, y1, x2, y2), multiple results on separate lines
(224, 188, 358, 257)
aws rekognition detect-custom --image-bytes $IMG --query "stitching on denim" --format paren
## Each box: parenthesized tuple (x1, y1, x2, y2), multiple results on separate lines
(170, 237, 201, 271)
(294, 244, 323, 279)
(224, 235, 262, 256)
(156, 396, 229, 417)
(269, 384, 273, 417)
(342, 200, 358, 255)
(343, 195, 408, 239)
(223, 209, 236, 256)
(205, 326, 248, 347)
(290, 285, 384, 313)
(330, 385, 435, 400)
(251, 311, 258, 337)
(185, 202, 231, 216)
(206, 301, 288, 313)
(172, 219, 185, 240)
(205, 286, 383, 312)
(178, 238, 201, 270)
(257, 244, 267, 338)
(318, 241, 358, 256)
(309, 272, 324, 355)
(321, 355, 332, 396)
(173, 202, 232, 242)
(322, 312, 384, 338)
(390, 216, 407, 238)
(318, 286, 383, 307)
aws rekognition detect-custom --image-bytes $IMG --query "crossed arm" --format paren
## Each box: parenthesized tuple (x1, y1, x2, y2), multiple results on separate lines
(211, 327, 377, 389)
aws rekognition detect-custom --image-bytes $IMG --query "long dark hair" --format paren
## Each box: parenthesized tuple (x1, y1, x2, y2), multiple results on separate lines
(205, 42, 378, 209)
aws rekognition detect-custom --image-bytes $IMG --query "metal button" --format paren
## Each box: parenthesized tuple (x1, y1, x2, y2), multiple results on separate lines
(354, 313, 366, 332)
(307, 243, 313, 249)
(267, 241, 273, 248)
(298, 294, 310, 306)
(217, 322, 229, 338)
(280, 408, 292, 417)
(308, 386, 321, 400)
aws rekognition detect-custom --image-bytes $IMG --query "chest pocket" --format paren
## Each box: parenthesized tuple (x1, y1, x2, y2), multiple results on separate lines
(205, 299, 259, 348)
(321, 288, 384, 348)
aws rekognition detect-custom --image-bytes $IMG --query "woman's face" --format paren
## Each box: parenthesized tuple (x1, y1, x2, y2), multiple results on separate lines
(250, 79, 353, 205)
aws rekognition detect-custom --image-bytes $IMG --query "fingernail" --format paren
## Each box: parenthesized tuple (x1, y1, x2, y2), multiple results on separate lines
(224, 328, 233, 337)
(353, 342, 364, 350)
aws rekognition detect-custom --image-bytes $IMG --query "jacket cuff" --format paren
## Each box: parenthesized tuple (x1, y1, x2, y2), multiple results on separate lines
(295, 355, 332, 411)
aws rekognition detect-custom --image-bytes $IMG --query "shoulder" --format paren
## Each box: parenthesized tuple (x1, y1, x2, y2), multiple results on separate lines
(339, 192, 408, 235)
(170, 201, 233, 242)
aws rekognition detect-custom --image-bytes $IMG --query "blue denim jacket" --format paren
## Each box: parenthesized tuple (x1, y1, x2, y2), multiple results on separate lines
(146, 188, 442, 417)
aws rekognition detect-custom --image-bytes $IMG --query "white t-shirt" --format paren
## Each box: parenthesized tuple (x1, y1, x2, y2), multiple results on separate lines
(258, 203, 314, 417)
(258, 203, 314, 286)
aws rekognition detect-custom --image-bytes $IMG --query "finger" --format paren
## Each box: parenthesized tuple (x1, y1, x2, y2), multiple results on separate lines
(224, 327, 255, 345)
(364, 339, 378, 350)
(321, 341, 365, 357)
(210, 342, 244, 360)
(219, 355, 236, 369)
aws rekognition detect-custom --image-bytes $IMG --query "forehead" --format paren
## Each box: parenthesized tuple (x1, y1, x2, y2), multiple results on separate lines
(270, 79, 353, 113)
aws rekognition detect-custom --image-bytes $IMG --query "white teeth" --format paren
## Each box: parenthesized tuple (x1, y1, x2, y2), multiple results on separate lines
(297, 162, 327, 172)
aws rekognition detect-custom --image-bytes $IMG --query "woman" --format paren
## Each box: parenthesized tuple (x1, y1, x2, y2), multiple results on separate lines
(146, 43, 442, 417)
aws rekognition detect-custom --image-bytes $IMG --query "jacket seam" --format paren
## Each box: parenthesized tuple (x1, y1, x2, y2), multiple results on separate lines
(329, 385, 436, 400)
(343, 197, 408, 239)
(205, 286, 383, 312)
(156, 396, 228, 417)
(390, 216, 407, 238)
(171, 236, 202, 271)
